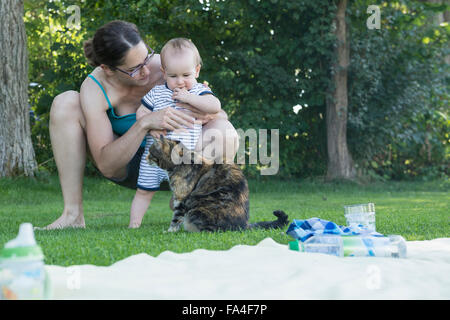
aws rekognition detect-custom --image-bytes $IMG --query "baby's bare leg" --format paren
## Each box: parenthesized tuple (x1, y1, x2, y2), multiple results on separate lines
(129, 189, 156, 228)
(196, 118, 239, 164)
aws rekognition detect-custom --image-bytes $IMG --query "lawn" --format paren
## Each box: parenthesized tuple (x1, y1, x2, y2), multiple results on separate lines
(0, 175, 449, 266)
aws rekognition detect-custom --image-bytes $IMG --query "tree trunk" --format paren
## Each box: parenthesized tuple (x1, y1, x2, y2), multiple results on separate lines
(0, 0, 37, 177)
(326, 0, 356, 181)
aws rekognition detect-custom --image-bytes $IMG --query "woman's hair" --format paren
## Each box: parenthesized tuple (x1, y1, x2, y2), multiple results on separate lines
(160, 38, 203, 69)
(83, 20, 142, 67)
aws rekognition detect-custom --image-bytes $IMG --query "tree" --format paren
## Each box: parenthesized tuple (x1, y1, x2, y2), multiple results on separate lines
(0, 0, 37, 177)
(326, 0, 356, 181)
(24, 0, 448, 180)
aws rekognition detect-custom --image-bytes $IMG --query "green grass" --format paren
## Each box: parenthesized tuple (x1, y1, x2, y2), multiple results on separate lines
(0, 175, 449, 266)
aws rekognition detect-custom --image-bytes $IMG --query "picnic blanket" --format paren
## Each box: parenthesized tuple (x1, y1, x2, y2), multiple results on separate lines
(286, 217, 383, 242)
(46, 237, 450, 300)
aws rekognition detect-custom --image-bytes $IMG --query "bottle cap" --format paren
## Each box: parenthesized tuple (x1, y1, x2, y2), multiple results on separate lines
(288, 240, 299, 251)
(5, 223, 37, 248)
(0, 223, 44, 261)
(288, 240, 305, 252)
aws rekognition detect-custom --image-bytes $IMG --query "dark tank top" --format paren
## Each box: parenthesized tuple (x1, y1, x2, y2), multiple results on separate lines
(88, 74, 145, 147)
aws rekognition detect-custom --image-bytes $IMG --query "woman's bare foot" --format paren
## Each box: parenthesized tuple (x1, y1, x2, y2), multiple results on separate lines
(35, 209, 86, 230)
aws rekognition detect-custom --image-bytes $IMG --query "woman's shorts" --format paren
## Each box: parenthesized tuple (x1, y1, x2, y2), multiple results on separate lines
(104, 147, 145, 190)
(103, 147, 171, 191)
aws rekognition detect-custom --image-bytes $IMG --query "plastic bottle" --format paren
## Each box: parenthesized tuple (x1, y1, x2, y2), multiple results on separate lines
(344, 203, 376, 232)
(288, 234, 407, 258)
(0, 223, 51, 300)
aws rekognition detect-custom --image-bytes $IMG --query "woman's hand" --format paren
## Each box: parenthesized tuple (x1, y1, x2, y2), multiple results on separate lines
(139, 107, 195, 131)
(149, 129, 167, 139)
(196, 113, 216, 125)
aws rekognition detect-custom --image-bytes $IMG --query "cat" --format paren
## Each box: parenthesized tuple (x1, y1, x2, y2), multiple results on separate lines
(146, 135, 289, 232)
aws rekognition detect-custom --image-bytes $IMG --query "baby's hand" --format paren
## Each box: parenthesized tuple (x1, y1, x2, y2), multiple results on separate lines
(172, 87, 191, 103)
(199, 113, 216, 125)
(202, 80, 211, 91)
(149, 129, 167, 139)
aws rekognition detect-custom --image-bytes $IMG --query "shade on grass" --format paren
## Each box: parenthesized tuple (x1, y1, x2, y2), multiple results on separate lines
(0, 175, 448, 266)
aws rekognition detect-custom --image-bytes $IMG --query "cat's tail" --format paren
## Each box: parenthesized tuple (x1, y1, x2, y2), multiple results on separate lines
(248, 210, 289, 230)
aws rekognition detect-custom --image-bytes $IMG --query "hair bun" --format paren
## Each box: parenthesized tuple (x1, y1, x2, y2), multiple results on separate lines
(83, 38, 100, 67)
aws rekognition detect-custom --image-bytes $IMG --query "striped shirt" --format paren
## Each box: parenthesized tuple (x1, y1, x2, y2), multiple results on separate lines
(137, 83, 213, 191)
(141, 82, 213, 150)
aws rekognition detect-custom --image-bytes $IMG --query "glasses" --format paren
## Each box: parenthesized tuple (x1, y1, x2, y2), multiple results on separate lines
(112, 45, 155, 78)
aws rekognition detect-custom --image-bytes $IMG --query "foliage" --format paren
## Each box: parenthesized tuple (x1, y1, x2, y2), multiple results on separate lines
(24, 0, 449, 180)
(25, 0, 90, 172)
(348, 0, 450, 180)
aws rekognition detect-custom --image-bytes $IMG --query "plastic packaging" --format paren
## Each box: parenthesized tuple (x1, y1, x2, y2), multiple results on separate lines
(344, 203, 376, 232)
(0, 223, 51, 300)
(289, 234, 407, 258)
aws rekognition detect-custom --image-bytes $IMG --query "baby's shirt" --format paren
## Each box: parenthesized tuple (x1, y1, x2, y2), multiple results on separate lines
(141, 83, 213, 150)
(141, 82, 213, 112)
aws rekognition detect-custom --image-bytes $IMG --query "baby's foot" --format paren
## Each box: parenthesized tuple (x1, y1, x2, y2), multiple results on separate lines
(128, 221, 142, 229)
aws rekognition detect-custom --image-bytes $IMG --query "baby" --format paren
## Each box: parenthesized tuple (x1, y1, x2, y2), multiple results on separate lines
(129, 38, 221, 228)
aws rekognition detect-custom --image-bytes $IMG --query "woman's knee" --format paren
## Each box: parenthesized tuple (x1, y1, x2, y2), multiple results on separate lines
(50, 90, 83, 126)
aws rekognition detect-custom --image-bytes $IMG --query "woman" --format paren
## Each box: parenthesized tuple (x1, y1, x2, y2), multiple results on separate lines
(40, 20, 238, 230)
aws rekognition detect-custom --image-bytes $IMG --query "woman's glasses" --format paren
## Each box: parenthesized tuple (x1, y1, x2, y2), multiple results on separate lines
(112, 45, 155, 78)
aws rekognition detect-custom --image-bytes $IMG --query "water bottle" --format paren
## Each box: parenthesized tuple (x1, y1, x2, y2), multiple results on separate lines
(344, 203, 376, 232)
(0, 223, 51, 300)
(288, 234, 407, 258)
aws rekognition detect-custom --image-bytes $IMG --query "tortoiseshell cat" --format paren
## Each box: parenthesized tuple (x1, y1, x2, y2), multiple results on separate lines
(147, 135, 288, 232)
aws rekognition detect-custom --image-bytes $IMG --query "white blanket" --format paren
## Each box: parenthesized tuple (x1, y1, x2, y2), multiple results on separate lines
(46, 237, 450, 300)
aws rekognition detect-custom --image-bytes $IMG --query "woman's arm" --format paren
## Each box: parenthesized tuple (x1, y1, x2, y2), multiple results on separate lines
(136, 105, 167, 138)
(80, 80, 146, 177)
(136, 104, 151, 120)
